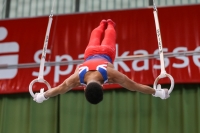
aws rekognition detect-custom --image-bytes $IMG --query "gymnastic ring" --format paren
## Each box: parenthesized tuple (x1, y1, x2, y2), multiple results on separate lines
(153, 73, 174, 95)
(29, 78, 51, 98)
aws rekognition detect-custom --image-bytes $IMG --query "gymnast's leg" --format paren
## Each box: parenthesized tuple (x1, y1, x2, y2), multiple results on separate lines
(101, 19, 116, 62)
(84, 20, 107, 59)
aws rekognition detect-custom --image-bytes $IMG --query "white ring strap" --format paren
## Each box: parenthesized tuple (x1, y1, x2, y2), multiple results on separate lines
(153, 1, 174, 95)
(29, 0, 55, 98)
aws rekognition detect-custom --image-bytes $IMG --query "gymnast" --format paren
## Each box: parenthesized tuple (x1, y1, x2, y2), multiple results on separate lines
(34, 19, 169, 104)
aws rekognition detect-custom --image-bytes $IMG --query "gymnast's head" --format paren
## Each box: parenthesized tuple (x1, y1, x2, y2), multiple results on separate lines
(84, 82, 103, 104)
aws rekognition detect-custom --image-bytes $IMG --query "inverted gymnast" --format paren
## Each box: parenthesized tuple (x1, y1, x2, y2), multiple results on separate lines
(33, 19, 170, 104)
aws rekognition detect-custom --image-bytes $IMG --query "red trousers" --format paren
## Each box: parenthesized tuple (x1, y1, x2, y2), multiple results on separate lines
(84, 21, 116, 63)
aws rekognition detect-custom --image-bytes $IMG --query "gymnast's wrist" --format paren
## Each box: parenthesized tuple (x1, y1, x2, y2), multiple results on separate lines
(44, 92, 49, 99)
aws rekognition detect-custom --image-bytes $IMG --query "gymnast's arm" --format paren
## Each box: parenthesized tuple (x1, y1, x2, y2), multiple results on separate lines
(107, 67, 155, 94)
(43, 67, 80, 99)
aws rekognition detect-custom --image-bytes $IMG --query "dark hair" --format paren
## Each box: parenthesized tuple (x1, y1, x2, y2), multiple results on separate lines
(84, 82, 103, 104)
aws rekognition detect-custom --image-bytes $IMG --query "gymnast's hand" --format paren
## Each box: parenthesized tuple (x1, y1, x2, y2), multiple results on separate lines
(33, 88, 48, 103)
(153, 84, 170, 99)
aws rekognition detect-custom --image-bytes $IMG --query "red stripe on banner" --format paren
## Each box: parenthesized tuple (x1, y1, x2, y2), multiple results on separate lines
(0, 4, 200, 94)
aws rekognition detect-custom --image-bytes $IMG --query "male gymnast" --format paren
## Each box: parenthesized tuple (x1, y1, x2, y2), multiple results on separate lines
(34, 19, 169, 104)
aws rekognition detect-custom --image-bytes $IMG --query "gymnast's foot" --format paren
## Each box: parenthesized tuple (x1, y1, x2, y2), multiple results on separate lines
(107, 19, 116, 27)
(100, 19, 107, 29)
